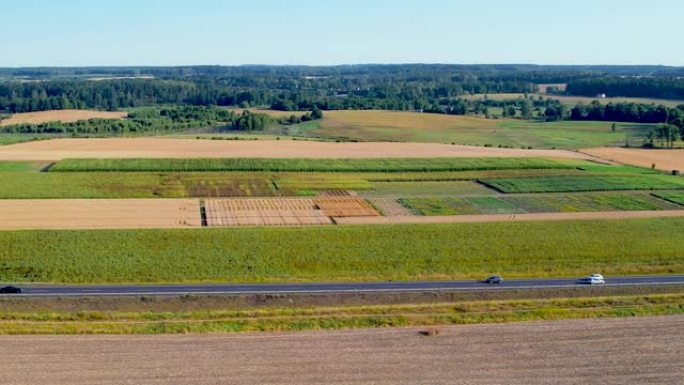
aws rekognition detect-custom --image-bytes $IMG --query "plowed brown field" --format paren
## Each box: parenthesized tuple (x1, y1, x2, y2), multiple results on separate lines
(0, 109, 127, 126)
(0, 138, 596, 161)
(0, 199, 200, 230)
(0, 316, 681, 385)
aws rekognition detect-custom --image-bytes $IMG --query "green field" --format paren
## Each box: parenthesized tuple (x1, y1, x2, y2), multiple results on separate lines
(294, 110, 659, 149)
(361, 180, 495, 197)
(480, 175, 684, 193)
(0, 135, 47, 146)
(652, 192, 684, 206)
(49, 157, 577, 173)
(0, 162, 46, 172)
(1, 218, 683, 284)
(402, 192, 680, 216)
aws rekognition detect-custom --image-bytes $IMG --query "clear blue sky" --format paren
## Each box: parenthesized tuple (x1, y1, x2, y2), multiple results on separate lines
(2, 0, 682, 67)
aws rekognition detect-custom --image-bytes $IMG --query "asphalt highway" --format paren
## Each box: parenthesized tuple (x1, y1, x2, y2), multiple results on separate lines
(3, 275, 684, 297)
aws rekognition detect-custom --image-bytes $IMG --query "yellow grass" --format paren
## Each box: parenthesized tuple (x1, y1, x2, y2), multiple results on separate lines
(0, 199, 201, 230)
(0, 109, 128, 126)
(582, 147, 684, 172)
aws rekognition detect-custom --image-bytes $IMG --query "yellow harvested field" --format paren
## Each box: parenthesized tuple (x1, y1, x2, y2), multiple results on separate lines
(334, 210, 684, 225)
(0, 109, 127, 126)
(0, 199, 200, 230)
(204, 197, 378, 227)
(582, 147, 684, 172)
(0, 138, 594, 161)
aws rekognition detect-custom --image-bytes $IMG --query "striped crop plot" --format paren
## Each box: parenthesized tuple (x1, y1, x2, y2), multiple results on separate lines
(204, 197, 379, 227)
(315, 197, 380, 217)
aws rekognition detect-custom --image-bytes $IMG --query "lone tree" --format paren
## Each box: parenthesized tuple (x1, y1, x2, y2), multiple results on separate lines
(311, 106, 324, 120)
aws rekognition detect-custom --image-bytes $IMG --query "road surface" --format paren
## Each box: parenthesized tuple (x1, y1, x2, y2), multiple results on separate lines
(4, 275, 684, 297)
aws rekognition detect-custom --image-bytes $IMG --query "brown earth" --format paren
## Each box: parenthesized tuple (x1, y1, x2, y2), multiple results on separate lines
(0, 199, 201, 230)
(0, 138, 596, 161)
(582, 147, 684, 172)
(0, 315, 681, 385)
(204, 197, 378, 227)
(334, 209, 684, 225)
(0, 109, 127, 126)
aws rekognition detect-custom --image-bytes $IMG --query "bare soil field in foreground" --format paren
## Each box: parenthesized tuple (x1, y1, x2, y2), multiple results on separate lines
(1, 316, 681, 385)
(0, 109, 127, 126)
(583, 147, 684, 172)
(0, 199, 200, 230)
(335, 209, 684, 225)
(0, 138, 595, 161)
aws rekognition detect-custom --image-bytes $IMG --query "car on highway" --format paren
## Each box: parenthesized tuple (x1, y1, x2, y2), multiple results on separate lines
(484, 275, 503, 284)
(0, 285, 22, 294)
(577, 274, 605, 285)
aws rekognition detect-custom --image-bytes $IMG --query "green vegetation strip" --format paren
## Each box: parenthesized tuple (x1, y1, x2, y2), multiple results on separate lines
(653, 192, 684, 206)
(480, 175, 684, 193)
(401, 193, 680, 216)
(0, 294, 680, 334)
(49, 157, 578, 173)
(1, 218, 684, 284)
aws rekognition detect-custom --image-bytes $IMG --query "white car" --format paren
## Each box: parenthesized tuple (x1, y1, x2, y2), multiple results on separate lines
(578, 274, 605, 285)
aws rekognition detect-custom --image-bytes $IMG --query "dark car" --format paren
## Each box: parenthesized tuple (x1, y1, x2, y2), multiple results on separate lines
(0, 285, 22, 294)
(484, 275, 503, 284)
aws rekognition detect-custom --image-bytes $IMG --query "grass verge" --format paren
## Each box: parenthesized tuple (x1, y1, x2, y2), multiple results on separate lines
(0, 293, 680, 334)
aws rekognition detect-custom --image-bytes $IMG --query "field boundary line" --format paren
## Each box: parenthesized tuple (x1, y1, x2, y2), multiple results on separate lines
(334, 209, 684, 225)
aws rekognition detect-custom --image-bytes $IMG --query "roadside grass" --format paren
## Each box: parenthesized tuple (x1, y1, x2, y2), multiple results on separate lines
(49, 157, 576, 173)
(0, 293, 680, 334)
(402, 192, 680, 216)
(1, 218, 683, 283)
(480, 175, 684, 193)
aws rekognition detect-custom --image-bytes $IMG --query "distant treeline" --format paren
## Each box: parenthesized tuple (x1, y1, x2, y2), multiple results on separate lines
(1, 65, 682, 115)
(0, 107, 277, 134)
(566, 77, 684, 99)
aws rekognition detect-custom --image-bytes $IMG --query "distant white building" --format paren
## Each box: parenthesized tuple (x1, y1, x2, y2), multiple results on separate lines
(595, 93, 607, 99)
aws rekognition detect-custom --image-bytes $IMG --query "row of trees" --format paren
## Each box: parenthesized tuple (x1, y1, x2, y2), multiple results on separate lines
(0, 107, 273, 134)
(566, 77, 684, 99)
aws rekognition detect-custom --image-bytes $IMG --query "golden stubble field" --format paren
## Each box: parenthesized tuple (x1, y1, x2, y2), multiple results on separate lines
(0, 137, 595, 161)
(582, 147, 684, 172)
(0, 109, 128, 126)
(0, 199, 200, 230)
(0, 316, 681, 385)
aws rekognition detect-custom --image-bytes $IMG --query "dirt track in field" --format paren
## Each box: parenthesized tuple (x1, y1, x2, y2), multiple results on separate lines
(0, 109, 127, 126)
(334, 209, 684, 225)
(0, 138, 596, 161)
(0, 315, 681, 385)
(582, 147, 684, 172)
(0, 199, 200, 230)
